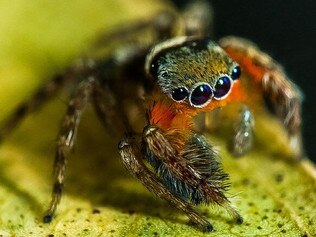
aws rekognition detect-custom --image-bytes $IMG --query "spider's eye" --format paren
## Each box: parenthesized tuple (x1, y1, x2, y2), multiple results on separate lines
(214, 76, 233, 99)
(190, 84, 213, 107)
(171, 87, 188, 101)
(231, 65, 241, 80)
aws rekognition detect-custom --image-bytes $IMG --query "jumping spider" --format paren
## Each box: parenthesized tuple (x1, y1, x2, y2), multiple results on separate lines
(0, 1, 303, 232)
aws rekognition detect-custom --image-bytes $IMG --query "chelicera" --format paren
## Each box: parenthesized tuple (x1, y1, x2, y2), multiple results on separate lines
(0, 1, 303, 232)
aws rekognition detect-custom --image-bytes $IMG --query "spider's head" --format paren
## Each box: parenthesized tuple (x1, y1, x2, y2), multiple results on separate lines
(146, 36, 241, 109)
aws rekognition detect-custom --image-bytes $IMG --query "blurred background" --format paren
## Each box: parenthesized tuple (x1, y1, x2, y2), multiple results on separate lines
(173, 0, 316, 161)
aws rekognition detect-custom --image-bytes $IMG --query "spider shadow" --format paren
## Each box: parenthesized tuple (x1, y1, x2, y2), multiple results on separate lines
(0, 163, 44, 217)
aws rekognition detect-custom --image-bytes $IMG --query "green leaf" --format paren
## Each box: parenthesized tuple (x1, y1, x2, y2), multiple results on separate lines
(0, 1, 315, 236)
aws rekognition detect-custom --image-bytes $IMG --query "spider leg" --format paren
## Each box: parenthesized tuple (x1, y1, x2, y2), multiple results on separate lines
(0, 58, 97, 143)
(142, 125, 242, 221)
(118, 137, 213, 232)
(91, 42, 154, 135)
(0, 71, 74, 143)
(94, 1, 214, 52)
(230, 106, 254, 157)
(183, 0, 214, 37)
(220, 36, 303, 159)
(92, 82, 131, 135)
(43, 77, 95, 223)
(93, 10, 175, 49)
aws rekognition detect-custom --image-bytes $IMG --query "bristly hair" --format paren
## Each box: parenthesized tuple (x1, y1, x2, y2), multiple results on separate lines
(143, 129, 230, 206)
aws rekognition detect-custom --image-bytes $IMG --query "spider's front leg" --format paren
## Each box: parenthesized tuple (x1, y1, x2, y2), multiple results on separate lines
(118, 137, 213, 232)
(220, 36, 304, 159)
(119, 99, 242, 232)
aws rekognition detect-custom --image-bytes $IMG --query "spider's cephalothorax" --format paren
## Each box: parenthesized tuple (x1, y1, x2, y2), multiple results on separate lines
(0, 1, 303, 233)
(147, 36, 240, 107)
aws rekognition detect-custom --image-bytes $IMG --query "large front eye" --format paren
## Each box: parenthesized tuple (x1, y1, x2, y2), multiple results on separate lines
(171, 87, 188, 101)
(214, 76, 233, 99)
(190, 84, 213, 107)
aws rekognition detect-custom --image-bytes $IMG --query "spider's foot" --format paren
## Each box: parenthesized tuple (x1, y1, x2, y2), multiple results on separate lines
(189, 218, 213, 232)
(202, 222, 213, 233)
(236, 215, 244, 225)
(223, 202, 243, 225)
(43, 213, 53, 223)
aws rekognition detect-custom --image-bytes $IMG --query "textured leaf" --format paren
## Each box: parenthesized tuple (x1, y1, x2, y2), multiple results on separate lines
(0, 1, 315, 236)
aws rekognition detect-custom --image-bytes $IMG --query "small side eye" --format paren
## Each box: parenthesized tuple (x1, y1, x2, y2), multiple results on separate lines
(214, 76, 232, 99)
(190, 84, 213, 107)
(231, 65, 241, 80)
(171, 87, 188, 101)
(150, 62, 158, 77)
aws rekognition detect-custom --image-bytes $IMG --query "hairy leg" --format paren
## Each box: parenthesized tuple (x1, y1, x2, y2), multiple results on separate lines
(93, 11, 175, 49)
(92, 82, 131, 135)
(94, 0, 214, 52)
(91, 41, 153, 135)
(142, 124, 242, 221)
(118, 137, 213, 232)
(0, 59, 97, 143)
(183, 0, 214, 37)
(43, 77, 95, 222)
(0, 72, 72, 142)
(220, 36, 303, 158)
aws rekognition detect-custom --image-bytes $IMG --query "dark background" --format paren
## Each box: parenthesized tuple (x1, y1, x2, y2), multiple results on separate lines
(173, 0, 316, 161)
